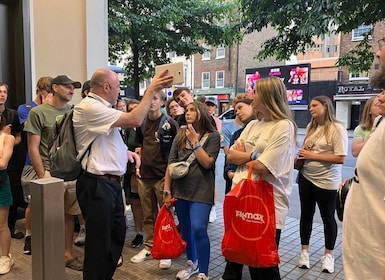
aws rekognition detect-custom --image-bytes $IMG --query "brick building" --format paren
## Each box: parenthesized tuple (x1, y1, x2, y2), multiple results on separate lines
(335, 22, 385, 129)
(193, 27, 283, 115)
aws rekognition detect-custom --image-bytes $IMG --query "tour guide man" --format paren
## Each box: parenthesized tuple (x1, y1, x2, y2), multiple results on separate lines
(73, 68, 173, 280)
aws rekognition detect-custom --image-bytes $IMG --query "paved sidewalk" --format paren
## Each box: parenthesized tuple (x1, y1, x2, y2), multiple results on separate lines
(3, 194, 345, 279)
(3, 147, 347, 279)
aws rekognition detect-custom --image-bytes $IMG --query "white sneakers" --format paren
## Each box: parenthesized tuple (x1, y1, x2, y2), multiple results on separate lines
(298, 250, 334, 273)
(209, 206, 217, 223)
(159, 259, 171, 269)
(298, 250, 310, 269)
(321, 253, 335, 273)
(74, 227, 86, 246)
(0, 254, 14, 275)
(176, 260, 199, 280)
(130, 248, 151, 263)
(131, 249, 171, 269)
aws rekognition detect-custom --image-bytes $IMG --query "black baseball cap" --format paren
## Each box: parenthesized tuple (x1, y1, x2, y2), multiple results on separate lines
(205, 96, 218, 106)
(51, 75, 81, 89)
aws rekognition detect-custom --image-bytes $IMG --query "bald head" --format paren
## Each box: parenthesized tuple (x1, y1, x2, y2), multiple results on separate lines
(89, 68, 121, 104)
(90, 68, 118, 91)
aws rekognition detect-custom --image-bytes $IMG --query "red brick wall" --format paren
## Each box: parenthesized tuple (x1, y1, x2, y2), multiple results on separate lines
(339, 22, 385, 84)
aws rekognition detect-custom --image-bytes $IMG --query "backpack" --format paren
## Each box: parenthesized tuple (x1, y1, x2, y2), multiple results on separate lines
(138, 114, 175, 163)
(48, 109, 89, 181)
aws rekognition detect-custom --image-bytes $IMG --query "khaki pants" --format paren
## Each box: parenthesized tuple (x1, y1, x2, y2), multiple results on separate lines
(137, 178, 164, 250)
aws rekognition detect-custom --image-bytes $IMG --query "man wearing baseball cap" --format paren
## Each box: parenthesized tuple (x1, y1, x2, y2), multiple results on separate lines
(51, 75, 81, 89)
(24, 74, 83, 270)
(204, 96, 221, 132)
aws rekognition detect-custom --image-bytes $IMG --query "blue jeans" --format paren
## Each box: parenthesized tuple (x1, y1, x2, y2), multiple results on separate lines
(175, 199, 212, 275)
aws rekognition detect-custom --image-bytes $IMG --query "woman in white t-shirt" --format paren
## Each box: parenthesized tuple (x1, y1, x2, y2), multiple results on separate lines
(221, 76, 297, 280)
(296, 96, 348, 274)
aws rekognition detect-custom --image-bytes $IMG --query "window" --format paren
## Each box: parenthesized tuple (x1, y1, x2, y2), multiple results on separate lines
(349, 72, 369, 81)
(202, 72, 210, 88)
(352, 25, 372, 41)
(216, 46, 225, 59)
(167, 51, 176, 58)
(215, 71, 224, 88)
(140, 79, 150, 89)
(306, 43, 321, 52)
(202, 44, 211, 60)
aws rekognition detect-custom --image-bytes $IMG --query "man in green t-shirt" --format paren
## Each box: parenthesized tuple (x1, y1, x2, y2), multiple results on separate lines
(24, 75, 83, 270)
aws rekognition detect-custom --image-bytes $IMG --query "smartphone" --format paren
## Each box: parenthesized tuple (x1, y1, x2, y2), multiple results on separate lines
(155, 62, 184, 85)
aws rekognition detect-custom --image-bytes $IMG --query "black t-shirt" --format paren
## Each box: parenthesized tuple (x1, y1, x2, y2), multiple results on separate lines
(136, 115, 178, 179)
(2, 107, 24, 171)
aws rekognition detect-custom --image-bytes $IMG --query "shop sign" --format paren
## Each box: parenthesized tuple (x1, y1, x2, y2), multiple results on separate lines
(337, 84, 369, 94)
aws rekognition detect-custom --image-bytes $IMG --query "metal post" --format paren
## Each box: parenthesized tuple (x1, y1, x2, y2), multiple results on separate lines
(30, 177, 65, 280)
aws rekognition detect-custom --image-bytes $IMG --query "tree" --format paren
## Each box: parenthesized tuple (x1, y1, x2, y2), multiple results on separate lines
(239, 0, 385, 73)
(108, 0, 242, 98)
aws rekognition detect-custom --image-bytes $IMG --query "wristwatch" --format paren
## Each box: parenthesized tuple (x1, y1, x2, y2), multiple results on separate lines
(163, 190, 171, 195)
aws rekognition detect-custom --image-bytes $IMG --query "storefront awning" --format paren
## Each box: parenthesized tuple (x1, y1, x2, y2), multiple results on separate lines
(335, 83, 381, 100)
(334, 93, 378, 101)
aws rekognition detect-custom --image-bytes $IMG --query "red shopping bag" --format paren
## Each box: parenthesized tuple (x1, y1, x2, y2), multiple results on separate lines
(222, 164, 280, 268)
(152, 204, 187, 259)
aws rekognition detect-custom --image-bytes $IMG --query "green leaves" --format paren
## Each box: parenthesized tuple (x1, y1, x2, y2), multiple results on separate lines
(108, 0, 242, 97)
(336, 34, 375, 74)
(240, 0, 385, 72)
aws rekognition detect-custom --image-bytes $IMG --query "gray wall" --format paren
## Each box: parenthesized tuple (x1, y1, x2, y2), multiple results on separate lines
(0, 4, 10, 85)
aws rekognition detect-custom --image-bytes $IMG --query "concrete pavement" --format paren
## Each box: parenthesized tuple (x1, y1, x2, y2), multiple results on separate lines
(3, 128, 353, 279)
(3, 194, 346, 280)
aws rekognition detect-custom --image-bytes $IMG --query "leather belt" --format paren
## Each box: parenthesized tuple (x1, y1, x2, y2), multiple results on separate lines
(85, 172, 123, 183)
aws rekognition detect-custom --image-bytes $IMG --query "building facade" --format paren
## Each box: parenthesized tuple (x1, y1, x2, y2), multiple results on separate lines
(0, 0, 108, 107)
(292, 28, 341, 127)
(335, 22, 385, 129)
(193, 27, 283, 115)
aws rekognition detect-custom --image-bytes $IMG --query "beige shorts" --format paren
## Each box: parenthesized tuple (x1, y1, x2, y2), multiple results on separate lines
(21, 165, 47, 204)
(21, 166, 81, 215)
(63, 180, 81, 215)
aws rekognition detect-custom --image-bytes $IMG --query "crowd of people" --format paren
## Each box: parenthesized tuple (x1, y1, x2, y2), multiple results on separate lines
(0, 36, 383, 280)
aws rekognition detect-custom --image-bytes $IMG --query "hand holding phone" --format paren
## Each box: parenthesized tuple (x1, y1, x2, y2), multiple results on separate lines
(155, 62, 184, 85)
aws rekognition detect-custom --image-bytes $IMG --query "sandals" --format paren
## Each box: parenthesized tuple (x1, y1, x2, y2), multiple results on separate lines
(65, 257, 83, 271)
(65, 255, 122, 270)
(117, 255, 123, 267)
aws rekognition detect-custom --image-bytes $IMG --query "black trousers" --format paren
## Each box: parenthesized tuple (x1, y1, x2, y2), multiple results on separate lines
(298, 172, 337, 250)
(76, 173, 126, 280)
(222, 229, 282, 280)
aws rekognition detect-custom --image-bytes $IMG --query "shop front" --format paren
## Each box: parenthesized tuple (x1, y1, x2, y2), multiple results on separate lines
(335, 83, 380, 129)
(194, 88, 233, 115)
